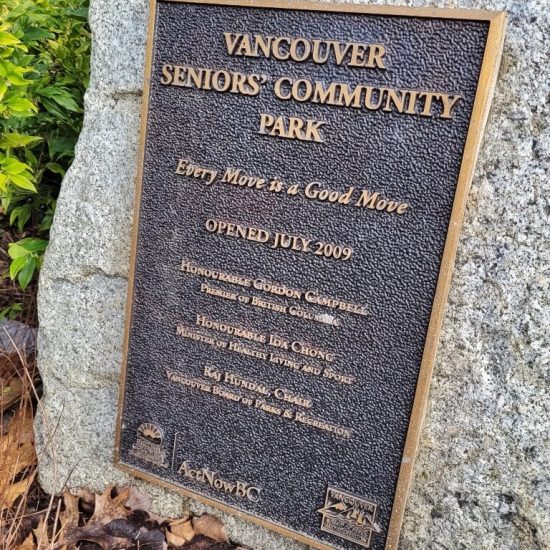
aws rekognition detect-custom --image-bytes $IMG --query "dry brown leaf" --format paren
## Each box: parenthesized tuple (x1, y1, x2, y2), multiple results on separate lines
(77, 488, 95, 514)
(0, 407, 36, 510)
(118, 485, 151, 512)
(2, 470, 36, 511)
(16, 532, 36, 550)
(166, 531, 185, 548)
(167, 516, 195, 546)
(61, 491, 80, 528)
(115, 485, 167, 524)
(53, 490, 81, 549)
(58, 527, 131, 550)
(1, 376, 23, 412)
(0, 352, 21, 383)
(192, 514, 229, 542)
(57, 486, 138, 550)
(33, 518, 51, 548)
(93, 486, 133, 521)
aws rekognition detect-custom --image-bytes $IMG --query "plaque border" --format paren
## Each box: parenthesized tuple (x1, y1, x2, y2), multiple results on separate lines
(114, 2, 507, 549)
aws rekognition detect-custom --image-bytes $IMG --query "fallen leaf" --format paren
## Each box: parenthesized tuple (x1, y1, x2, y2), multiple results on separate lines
(54, 491, 81, 549)
(58, 486, 133, 549)
(117, 485, 150, 512)
(167, 516, 195, 546)
(77, 488, 95, 514)
(112, 485, 168, 525)
(61, 491, 80, 528)
(1, 376, 23, 411)
(94, 486, 133, 521)
(106, 521, 166, 550)
(2, 471, 36, 511)
(0, 407, 36, 510)
(58, 486, 169, 550)
(192, 515, 229, 543)
(184, 535, 237, 549)
(33, 518, 51, 548)
(0, 320, 36, 357)
(17, 532, 36, 550)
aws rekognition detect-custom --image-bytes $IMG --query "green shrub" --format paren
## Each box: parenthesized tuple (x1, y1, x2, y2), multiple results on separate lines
(0, 0, 90, 289)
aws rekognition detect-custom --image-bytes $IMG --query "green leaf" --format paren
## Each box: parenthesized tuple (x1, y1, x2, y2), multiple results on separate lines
(0, 32, 20, 46)
(40, 97, 65, 118)
(8, 242, 29, 259)
(17, 212, 31, 232)
(0, 133, 42, 149)
(22, 28, 55, 42)
(67, 7, 89, 20)
(3, 158, 30, 175)
(9, 173, 37, 192)
(0, 173, 8, 191)
(18, 55, 33, 66)
(14, 237, 48, 253)
(46, 162, 65, 175)
(18, 256, 37, 290)
(9, 255, 26, 279)
(0, 81, 7, 102)
(24, 147, 38, 166)
(6, 97, 37, 112)
(48, 135, 74, 157)
(39, 213, 54, 232)
(0, 303, 23, 321)
(52, 94, 80, 112)
(0, 47, 14, 59)
(7, 72, 30, 85)
(38, 86, 81, 112)
(10, 204, 32, 232)
(2, 193, 11, 211)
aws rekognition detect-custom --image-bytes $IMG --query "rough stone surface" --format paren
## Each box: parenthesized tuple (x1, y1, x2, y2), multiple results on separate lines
(36, 0, 549, 549)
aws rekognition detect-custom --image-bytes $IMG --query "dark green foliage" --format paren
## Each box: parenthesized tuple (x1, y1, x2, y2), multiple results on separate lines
(0, 0, 90, 289)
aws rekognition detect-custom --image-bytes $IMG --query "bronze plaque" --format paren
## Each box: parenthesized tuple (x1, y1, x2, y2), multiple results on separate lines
(115, 2, 506, 548)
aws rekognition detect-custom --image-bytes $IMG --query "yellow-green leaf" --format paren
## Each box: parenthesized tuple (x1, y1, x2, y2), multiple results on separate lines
(6, 97, 37, 112)
(18, 257, 36, 290)
(9, 173, 36, 192)
(0, 133, 42, 149)
(4, 158, 30, 175)
(0, 47, 14, 59)
(9, 255, 26, 279)
(0, 33, 20, 46)
(7, 72, 29, 86)
(15, 238, 48, 253)
(8, 242, 29, 259)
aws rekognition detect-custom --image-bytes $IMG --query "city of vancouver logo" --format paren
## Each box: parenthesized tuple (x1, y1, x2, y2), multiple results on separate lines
(129, 422, 169, 468)
(317, 487, 381, 548)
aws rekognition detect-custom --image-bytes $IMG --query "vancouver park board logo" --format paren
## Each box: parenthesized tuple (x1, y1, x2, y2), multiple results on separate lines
(317, 486, 381, 548)
(129, 422, 169, 468)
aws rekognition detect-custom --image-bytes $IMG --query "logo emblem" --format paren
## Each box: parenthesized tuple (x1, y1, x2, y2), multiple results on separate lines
(317, 486, 380, 548)
(129, 422, 169, 468)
